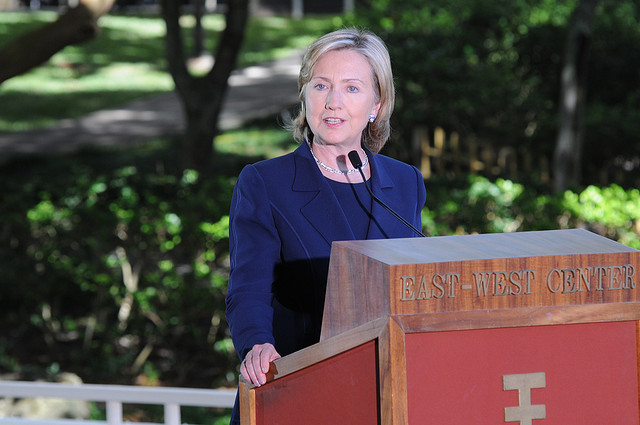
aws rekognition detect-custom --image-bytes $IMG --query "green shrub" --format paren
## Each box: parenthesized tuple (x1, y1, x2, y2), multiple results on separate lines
(424, 175, 640, 249)
(2, 160, 237, 389)
(562, 184, 640, 249)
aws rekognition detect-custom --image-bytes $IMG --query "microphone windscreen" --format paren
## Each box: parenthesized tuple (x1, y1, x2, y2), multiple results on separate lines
(348, 150, 363, 169)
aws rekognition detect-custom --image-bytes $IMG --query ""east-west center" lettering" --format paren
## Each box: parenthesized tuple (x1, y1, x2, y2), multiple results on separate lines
(399, 264, 637, 301)
(546, 264, 636, 293)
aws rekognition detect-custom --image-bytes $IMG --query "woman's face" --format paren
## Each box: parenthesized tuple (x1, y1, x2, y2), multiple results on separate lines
(305, 49, 381, 150)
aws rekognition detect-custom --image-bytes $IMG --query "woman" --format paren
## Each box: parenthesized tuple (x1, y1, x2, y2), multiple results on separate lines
(225, 28, 426, 424)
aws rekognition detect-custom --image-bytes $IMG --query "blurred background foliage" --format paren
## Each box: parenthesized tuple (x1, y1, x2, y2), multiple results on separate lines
(346, 0, 640, 189)
(0, 0, 639, 423)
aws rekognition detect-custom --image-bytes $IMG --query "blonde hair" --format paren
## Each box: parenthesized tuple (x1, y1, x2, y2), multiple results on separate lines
(290, 28, 395, 153)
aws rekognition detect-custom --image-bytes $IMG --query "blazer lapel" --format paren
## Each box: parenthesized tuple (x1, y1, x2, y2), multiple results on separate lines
(292, 144, 354, 246)
(370, 149, 396, 193)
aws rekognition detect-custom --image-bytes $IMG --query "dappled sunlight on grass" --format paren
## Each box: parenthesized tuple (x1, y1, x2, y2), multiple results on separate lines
(93, 63, 173, 86)
(216, 127, 297, 159)
(179, 13, 226, 32)
(0, 10, 56, 27)
(101, 14, 168, 36)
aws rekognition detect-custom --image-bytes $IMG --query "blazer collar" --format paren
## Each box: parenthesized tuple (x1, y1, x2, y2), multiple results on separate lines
(292, 143, 353, 246)
(291, 143, 396, 246)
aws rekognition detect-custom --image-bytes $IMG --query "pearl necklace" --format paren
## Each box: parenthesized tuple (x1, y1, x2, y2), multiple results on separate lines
(307, 141, 368, 175)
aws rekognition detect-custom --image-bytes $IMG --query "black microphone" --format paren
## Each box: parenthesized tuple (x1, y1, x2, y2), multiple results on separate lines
(348, 150, 426, 237)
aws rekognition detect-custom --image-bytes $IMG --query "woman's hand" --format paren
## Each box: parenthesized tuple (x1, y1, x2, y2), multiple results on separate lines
(241, 343, 281, 386)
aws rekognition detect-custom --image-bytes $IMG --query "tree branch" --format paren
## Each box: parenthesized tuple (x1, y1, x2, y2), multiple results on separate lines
(0, 0, 114, 85)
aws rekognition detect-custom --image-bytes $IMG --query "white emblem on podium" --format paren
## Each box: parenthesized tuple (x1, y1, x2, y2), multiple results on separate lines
(503, 372, 547, 424)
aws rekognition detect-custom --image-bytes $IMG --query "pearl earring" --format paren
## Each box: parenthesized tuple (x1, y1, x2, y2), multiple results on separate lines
(369, 115, 376, 122)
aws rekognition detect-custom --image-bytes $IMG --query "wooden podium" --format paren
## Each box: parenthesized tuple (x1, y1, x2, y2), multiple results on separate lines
(240, 229, 640, 424)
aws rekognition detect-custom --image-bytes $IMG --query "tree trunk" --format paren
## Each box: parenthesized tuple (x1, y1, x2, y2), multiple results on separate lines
(553, 0, 600, 192)
(161, 0, 250, 173)
(0, 0, 114, 85)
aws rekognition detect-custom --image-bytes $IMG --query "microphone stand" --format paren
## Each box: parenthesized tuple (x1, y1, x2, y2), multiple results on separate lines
(348, 150, 426, 238)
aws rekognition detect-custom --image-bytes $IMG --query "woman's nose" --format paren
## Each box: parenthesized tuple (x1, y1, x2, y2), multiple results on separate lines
(325, 89, 342, 110)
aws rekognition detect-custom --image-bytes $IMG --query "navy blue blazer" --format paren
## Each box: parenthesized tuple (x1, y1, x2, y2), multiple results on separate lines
(225, 142, 426, 360)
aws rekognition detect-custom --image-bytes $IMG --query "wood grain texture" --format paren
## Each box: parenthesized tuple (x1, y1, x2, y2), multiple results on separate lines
(377, 317, 408, 425)
(239, 379, 255, 425)
(268, 317, 387, 383)
(321, 229, 639, 339)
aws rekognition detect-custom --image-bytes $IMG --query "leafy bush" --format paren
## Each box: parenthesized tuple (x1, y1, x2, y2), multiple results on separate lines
(1, 158, 237, 389)
(424, 175, 640, 249)
(562, 185, 640, 249)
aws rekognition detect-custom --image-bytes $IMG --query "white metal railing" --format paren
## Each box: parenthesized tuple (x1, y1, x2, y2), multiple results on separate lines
(0, 381, 236, 425)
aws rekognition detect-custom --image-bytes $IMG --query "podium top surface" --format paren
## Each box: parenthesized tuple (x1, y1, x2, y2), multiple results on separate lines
(331, 229, 637, 265)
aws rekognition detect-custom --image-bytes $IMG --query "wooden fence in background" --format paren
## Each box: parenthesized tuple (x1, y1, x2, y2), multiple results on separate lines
(413, 126, 640, 187)
(412, 126, 551, 183)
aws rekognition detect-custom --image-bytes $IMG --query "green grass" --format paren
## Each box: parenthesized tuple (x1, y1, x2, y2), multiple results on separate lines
(0, 12, 339, 131)
(216, 117, 298, 159)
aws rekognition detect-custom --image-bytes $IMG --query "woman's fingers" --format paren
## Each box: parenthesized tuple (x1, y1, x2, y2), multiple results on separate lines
(242, 343, 281, 386)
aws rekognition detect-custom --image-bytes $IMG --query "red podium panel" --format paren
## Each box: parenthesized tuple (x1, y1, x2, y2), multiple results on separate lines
(405, 321, 639, 424)
(250, 341, 379, 425)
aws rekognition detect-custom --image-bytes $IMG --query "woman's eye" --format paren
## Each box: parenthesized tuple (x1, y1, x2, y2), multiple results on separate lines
(314, 83, 327, 90)
(347, 86, 359, 93)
